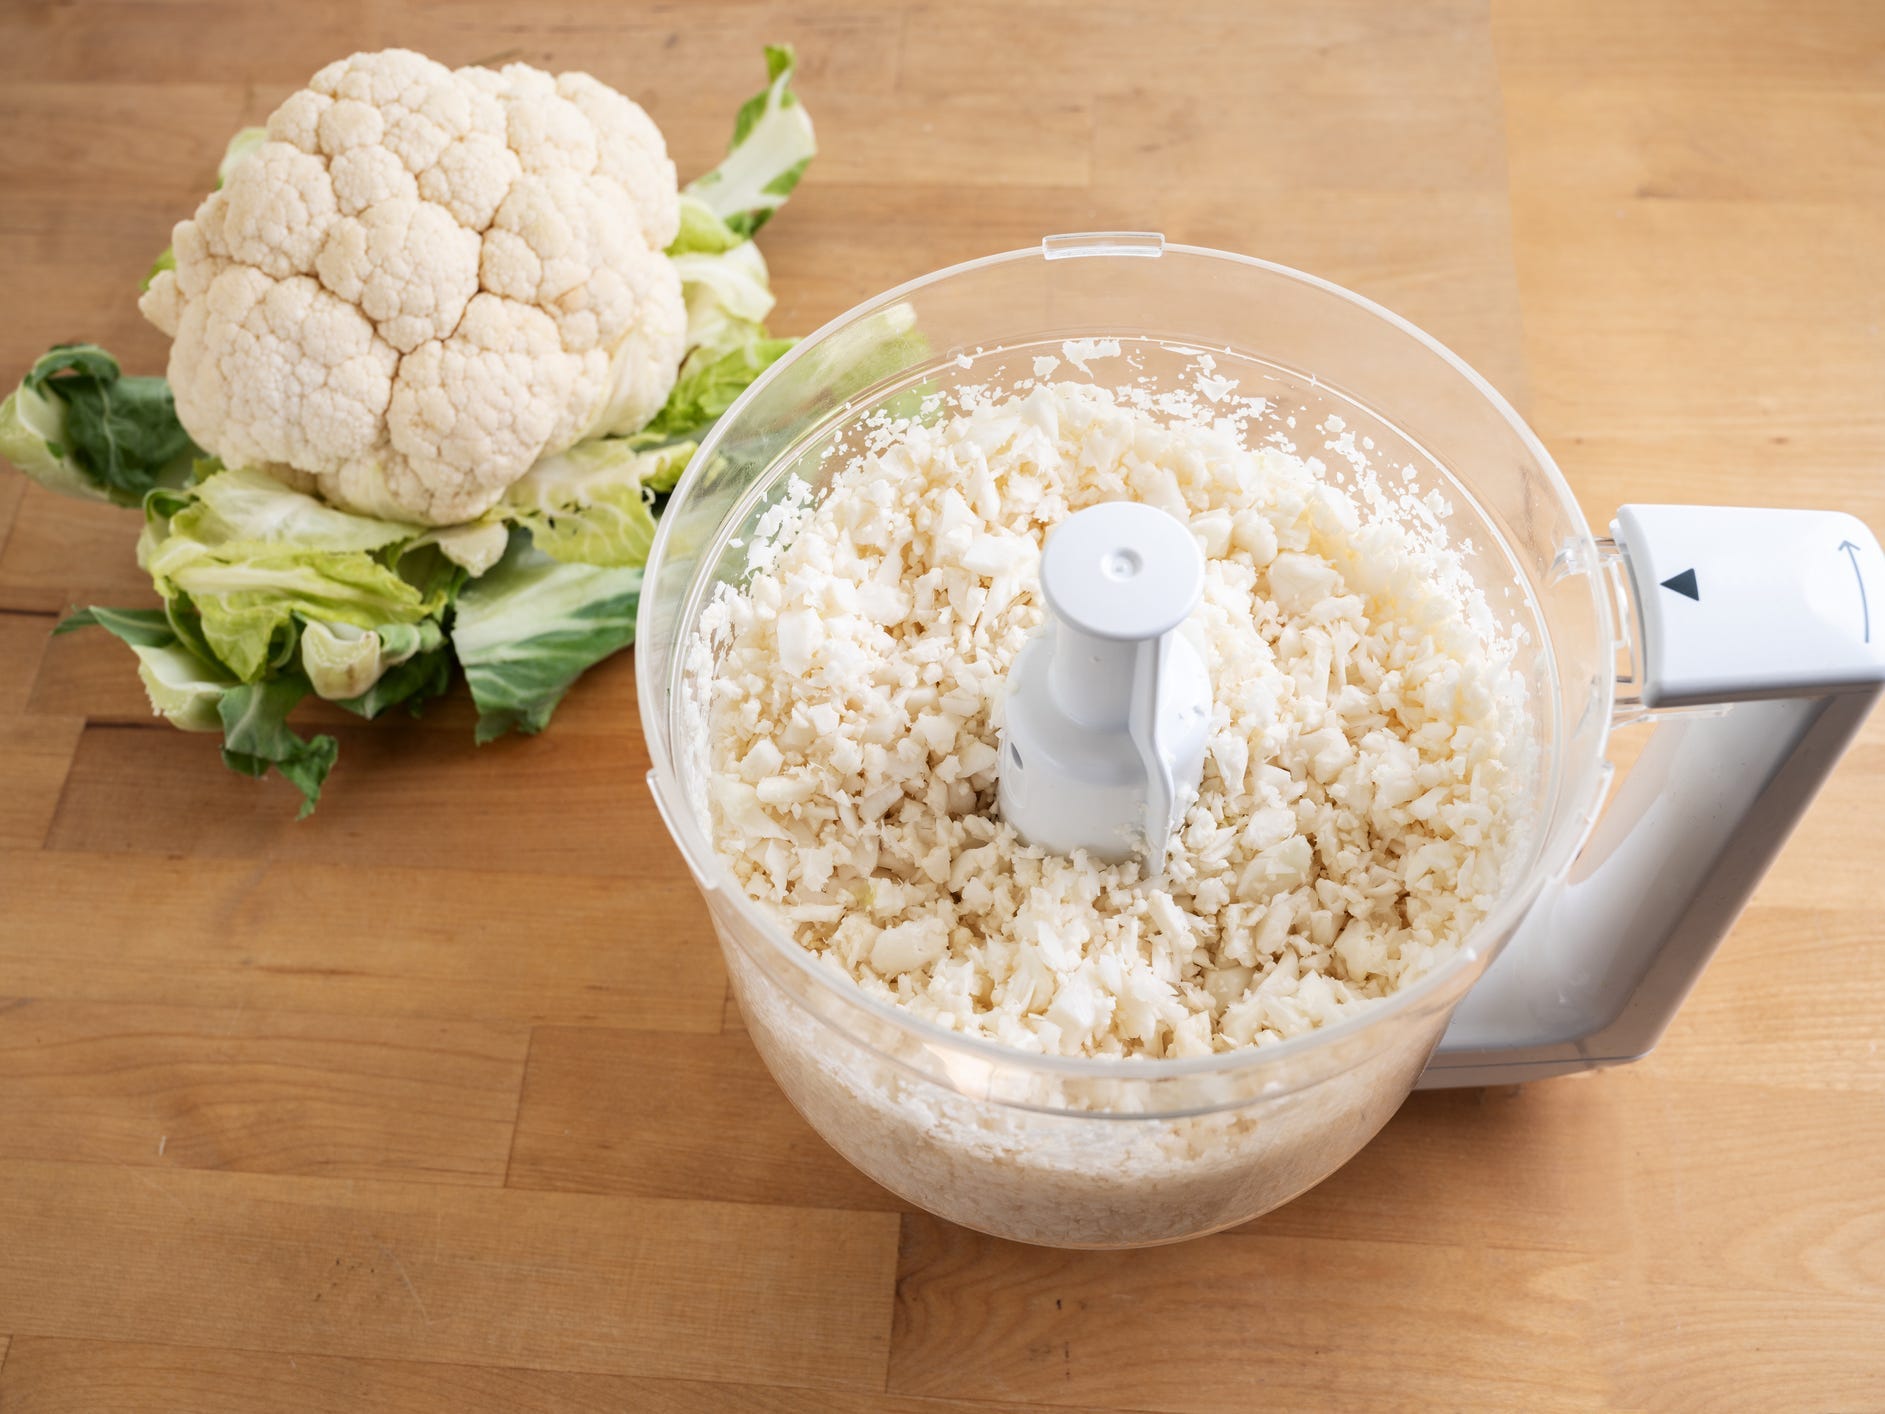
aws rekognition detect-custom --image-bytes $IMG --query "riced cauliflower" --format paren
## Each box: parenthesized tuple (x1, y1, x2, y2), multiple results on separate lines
(703, 381, 1525, 1060)
(139, 48, 687, 525)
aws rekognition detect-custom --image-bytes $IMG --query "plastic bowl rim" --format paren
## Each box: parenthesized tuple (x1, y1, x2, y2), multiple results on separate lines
(635, 237, 1614, 1089)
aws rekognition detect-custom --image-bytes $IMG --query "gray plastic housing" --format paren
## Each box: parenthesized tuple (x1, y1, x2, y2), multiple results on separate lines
(1424, 504, 1884, 1086)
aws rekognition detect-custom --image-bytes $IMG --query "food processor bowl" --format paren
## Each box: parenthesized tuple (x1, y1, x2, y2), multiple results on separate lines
(635, 234, 1882, 1247)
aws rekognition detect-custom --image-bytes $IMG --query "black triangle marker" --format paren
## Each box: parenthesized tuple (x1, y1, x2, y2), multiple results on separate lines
(1660, 568, 1700, 601)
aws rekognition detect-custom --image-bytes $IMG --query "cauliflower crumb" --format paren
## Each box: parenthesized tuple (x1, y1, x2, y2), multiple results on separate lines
(704, 381, 1524, 1060)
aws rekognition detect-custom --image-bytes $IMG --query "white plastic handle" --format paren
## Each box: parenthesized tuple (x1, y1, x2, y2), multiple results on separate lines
(1426, 504, 1885, 1086)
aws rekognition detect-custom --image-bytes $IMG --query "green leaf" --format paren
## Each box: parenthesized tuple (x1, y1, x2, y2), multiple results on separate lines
(683, 44, 816, 240)
(336, 639, 454, 721)
(174, 464, 418, 552)
(218, 675, 339, 819)
(300, 617, 445, 702)
(149, 543, 444, 681)
(136, 641, 239, 733)
(1, 344, 199, 506)
(638, 442, 696, 494)
(643, 338, 794, 444)
(216, 126, 268, 188)
(499, 438, 692, 568)
(416, 519, 509, 576)
(140, 466, 448, 681)
(452, 534, 641, 743)
(61, 602, 335, 812)
(671, 241, 777, 355)
(140, 245, 177, 294)
(55, 605, 173, 646)
(732, 45, 798, 147)
(667, 194, 748, 257)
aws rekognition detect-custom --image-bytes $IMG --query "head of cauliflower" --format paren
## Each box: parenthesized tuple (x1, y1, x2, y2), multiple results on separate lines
(138, 49, 685, 526)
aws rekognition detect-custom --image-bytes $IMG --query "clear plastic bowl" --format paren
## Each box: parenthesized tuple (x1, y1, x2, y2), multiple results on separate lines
(636, 235, 1614, 1247)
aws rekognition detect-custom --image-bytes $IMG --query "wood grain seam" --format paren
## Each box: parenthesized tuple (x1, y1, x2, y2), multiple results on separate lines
(0, 1329, 921, 1401)
(880, 1212, 910, 1396)
(0, 990, 707, 1043)
(0, 491, 23, 573)
(498, 1169, 919, 1221)
(0, 1145, 630, 1198)
(15, 725, 85, 853)
(499, 1026, 541, 1190)
(0, 1332, 1141, 1411)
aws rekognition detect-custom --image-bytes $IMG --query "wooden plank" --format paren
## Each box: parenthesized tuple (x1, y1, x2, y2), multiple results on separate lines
(0, 206, 179, 388)
(0, 851, 726, 1031)
(888, 1215, 1614, 1412)
(362, 4, 908, 110)
(0, 1337, 1085, 1414)
(506, 1027, 904, 1210)
(0, 491, 154, 615)
(0, 715, 83, 849)
(506, 1028, 1630, 1256)
(43, 715, 671, 876)
(0, 1000, 527, 1184)
(1649, 904, 1885, 1092)
(789, 93, 1091, 190)
(1497, 4, 1885, 535)
(0, 2, 905, 124)
(0, 475, 23, 557)
(898, 0, 1503, 101)
(0, 1159, 900, 1391)
(1506, 195, 1885, 508)
(1503, 86, 1885, 204)
(1603, 1070, 1885, 1298)
(26, 623, 180, 725)
(0, 0, 374, 87)
(0, 611, 53, 714)
(0, 84, 257, 199)
(1493, 0, 1885, 89)
(1616, 1285, 1885, 1411)
(1237, 1075, 1628, 1253)
(1092, 90, 1507, 195)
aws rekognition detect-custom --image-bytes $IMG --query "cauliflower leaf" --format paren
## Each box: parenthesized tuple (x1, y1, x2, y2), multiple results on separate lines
(217, 675, 342, 818)
(142, 467, 454, 681)
(684, 45, 816, 241)
(0, 345, 200, 506)
(452, 533, 641, 742)
(498, 438, 692, 568)
(58, 606, 339, 817)
(301, 618, 445, 702)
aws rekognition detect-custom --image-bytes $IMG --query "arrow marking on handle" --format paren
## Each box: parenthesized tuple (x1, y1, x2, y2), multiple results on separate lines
(1839, 539, 1869, 642)
(1659, 567, 1700, 601)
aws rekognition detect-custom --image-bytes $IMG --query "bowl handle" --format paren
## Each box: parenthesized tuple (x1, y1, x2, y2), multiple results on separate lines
(1423, 504, 1884, 1086)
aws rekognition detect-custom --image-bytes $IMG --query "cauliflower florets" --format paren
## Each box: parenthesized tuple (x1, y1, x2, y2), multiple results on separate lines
(139, 49, 685, 526)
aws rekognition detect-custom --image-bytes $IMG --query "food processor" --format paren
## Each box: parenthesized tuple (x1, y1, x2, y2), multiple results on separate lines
(636, 233, 1885, 1247)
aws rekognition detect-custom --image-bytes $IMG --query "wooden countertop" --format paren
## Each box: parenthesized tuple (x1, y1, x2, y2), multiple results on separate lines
(1, 1, 1880, 1407)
